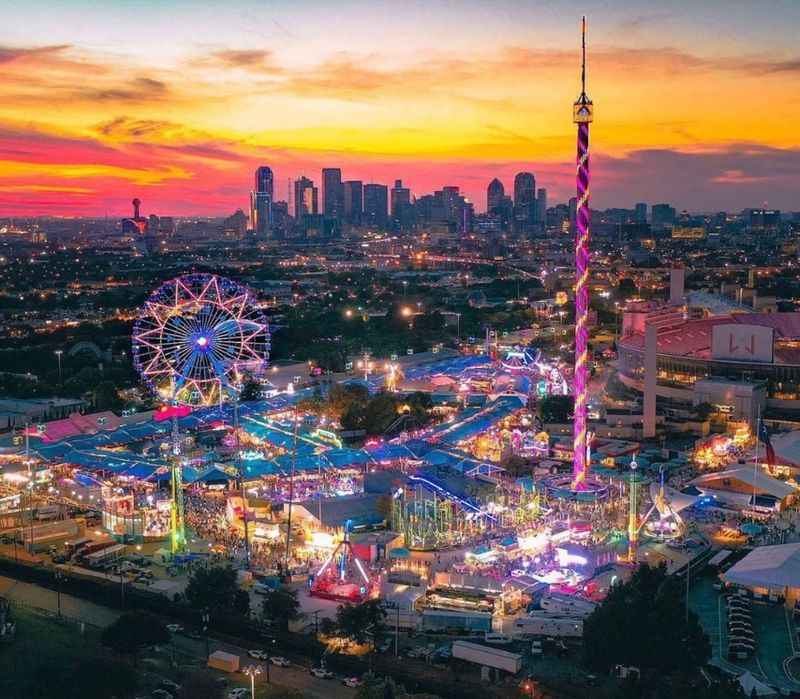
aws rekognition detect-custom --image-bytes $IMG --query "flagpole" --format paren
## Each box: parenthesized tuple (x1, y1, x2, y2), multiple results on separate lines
(753, 407, 760, 523)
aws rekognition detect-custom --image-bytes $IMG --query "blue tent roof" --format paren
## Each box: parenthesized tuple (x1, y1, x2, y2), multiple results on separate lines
(191, 465, 236, 484)
(324, 448, 373, 468)
(366, 443, 416, 461)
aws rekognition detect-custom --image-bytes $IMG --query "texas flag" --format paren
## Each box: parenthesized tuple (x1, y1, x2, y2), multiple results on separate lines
(758, 420, 775, 466)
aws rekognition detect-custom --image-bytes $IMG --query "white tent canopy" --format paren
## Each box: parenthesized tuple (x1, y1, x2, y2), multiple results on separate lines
(689, 466, 795, 500)
(723, 543, 800, 589)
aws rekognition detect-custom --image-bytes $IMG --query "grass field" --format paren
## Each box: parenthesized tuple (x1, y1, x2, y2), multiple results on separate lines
(0, 605, 107, 697)
(0, 605, 312, 698)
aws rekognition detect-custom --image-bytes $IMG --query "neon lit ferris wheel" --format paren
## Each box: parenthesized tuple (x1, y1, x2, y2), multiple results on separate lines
(132, 273, 270, 406)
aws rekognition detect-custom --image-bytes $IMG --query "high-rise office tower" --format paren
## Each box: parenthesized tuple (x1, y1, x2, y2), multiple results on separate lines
(294, 176, 318, 219)
(251, 165, 274, 236)
(536, 188, 547, 224)
(390, 179, 412, 230)
(487, 178, 504, 213)
(568, 197, 578, 229)
(343, 180, 363, 226)
(571, 17, 593, 490)
(513, 172, 536, 231)
(635, 202, 647, 224)
(363, 184, 388, 228)
(255, 166, 274, 195)
(652, 203, 676, 228)
(322, 168, 344, 220)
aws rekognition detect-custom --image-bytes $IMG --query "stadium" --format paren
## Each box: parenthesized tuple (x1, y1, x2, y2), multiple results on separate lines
(617, 309, 800, 419)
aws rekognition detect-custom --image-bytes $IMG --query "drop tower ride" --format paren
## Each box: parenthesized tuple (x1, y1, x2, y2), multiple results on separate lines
(572, 17, 593, 490)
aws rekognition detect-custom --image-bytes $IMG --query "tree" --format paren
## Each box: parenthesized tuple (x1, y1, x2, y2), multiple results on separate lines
(538, 394, 574, 423)
(355, 673, 400, 699)
(93, 380, 122, 411)
(618, 277, 638, 299)
(261, 586, 300, 631)
(239, 380, 262, 402)
(177, 671, 223, 699)
(583, 563, 711, 675)
(336, 600, 386, 646)
(184, 565, 250, 621)
(692, 402, 715, 421)
(101, 612, 169, 664)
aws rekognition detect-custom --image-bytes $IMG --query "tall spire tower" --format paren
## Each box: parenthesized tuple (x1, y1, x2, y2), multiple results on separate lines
(572, 17, 593, 489)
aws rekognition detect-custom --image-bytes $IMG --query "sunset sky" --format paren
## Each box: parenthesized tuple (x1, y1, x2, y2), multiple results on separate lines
(1, 0, 798, 217)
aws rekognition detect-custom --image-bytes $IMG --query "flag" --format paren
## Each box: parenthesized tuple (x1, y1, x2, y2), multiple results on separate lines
(758, 420, 775, 466)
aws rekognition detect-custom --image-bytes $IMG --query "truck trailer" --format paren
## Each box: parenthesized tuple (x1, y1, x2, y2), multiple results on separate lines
(452, 640, 522, 674)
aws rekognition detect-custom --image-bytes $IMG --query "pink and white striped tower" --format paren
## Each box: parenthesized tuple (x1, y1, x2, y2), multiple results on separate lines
(572, 17, 594, 489)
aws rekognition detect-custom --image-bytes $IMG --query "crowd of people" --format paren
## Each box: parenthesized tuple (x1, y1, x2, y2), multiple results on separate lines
(183, 489, 323, 575)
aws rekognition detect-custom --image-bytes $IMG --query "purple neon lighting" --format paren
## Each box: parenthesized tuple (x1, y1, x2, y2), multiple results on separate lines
(572, 120, 590, 487)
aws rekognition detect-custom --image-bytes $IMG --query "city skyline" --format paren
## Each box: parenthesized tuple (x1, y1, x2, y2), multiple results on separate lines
(1, 0, 799, 216)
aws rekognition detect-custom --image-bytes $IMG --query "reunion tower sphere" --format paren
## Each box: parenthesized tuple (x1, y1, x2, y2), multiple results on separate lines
(132, 273, 270, 406)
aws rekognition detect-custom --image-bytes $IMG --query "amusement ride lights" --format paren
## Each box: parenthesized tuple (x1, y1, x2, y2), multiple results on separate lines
(572, 17, 594, 490)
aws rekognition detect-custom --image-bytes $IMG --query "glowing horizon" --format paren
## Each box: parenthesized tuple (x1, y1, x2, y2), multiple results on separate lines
(0, 1, 798, 217)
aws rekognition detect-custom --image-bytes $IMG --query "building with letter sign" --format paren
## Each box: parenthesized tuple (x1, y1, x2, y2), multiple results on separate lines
(617, 311, 800, 416)
(711, 324, 774, 363)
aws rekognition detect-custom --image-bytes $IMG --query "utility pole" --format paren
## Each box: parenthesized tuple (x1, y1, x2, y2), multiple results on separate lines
(395, 605, 400, 658)
(54, 349, 63, 387)
(283, 393, 298, 576)
(233, 387, 251, 569)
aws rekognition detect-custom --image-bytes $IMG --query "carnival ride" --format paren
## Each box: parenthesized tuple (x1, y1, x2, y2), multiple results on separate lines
(132, 273, 270, 554)
(624, 460, 696, 561)
(310, 520, 376, 603)
(391, 471, 546, 550)
(132, 273, 270, 407)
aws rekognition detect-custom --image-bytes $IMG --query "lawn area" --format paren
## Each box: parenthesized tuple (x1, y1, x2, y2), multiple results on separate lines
(0, 606, 108, 697)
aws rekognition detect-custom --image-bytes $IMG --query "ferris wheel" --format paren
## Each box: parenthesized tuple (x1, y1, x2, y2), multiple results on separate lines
(132, 273, 270, 406)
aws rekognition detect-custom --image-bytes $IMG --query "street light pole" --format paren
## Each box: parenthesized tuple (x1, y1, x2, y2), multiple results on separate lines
(283, 392, 298, 576)
(202, 610, 210, 659)
(54, 569, 63, 617)
(54, 350, 63, 387)
(243, 664, 262, 699)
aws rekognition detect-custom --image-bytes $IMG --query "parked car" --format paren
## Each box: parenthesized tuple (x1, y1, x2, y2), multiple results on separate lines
(343, 677, 363, 688)
(166, 624, 183, 634)
(227, 689, 249, 699)
(270, 656, 290, 667)
(158, 680, 181, 694)
(247, 650, 268, 660)
(310, 667, 334, 679)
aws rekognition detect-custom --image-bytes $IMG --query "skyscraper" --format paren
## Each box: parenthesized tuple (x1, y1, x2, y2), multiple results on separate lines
(343, 180, 363, 226)
(251, 165, 274, 236)
(652, 203, 676, 228)
(255, 166, 274, 196)
(391, 179, 413, 230)
(294, 176, 318, 220)
(513, 172, 536, 232)
(363, 184, 388, 228)
(536, 188, 547, 224)
(487, 178, 504, 213)
(635, 202, 647, 224)
(322, 168, 344, 220)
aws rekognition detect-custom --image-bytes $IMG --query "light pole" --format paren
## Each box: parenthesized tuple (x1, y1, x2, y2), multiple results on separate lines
(54, 350, 63, 387)
(283, 385, 298, 577)
(202, 610, 210, 659)
(54, 569, 64, 617)
(243, 664, 262, 699)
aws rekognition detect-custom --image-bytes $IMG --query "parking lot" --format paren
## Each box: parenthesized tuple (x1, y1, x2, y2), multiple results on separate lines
(690, 574, 800, 693)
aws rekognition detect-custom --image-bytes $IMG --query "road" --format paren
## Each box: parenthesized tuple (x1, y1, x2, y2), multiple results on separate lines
(0, 575, 355, 699)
